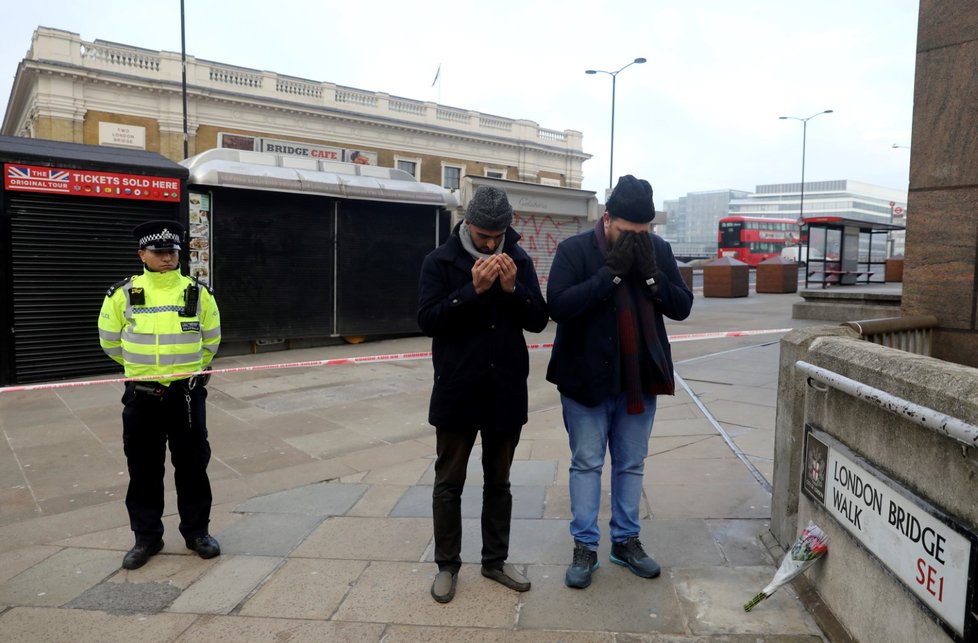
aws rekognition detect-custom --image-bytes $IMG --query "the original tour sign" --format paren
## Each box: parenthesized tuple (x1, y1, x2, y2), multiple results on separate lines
(803, 425, 977, 640)
(4, 163, 180, 202)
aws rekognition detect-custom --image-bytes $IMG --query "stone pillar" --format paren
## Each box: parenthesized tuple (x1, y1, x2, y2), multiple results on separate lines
(902, 0, 978, 367)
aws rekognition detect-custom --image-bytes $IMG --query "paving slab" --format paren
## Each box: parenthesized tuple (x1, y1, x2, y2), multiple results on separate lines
(517, 563, 686, 634)
(174, 614, 387, 642)
(167, 555, 280, 614)
(0, 545, 60, 584)
(0, 606, 197, 643)
(292, 516, 432, 561)
(284, 427, 386, 459)
(672, 565, 823, 636)
(0, 547, 120, 607)
(109, 553, 218, 589)
(347, 483, 410, 517)
(390, 484, 546, 519)
(361, 457, 431, 485)
(642, 518, 725, 568)
(216, 512, 323, 556)
(232, 481, 367, 516)
(648, 482, 771, 520)
(706, 518, 774, 566)
(65, 579, 182, 615)
(237, 557, 367, 619)
(332, 561, 520, 628)
(382, 624, 616, 642)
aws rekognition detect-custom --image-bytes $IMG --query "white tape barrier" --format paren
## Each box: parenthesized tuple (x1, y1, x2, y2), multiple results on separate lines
(0, 327, 793, 395)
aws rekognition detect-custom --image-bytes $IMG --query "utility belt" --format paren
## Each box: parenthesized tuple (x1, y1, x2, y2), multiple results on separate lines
(129, 368, 211, 397)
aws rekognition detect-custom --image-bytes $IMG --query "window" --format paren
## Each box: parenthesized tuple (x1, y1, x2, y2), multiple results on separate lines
(442, 164, 463, 190)
(395, 156, 420, 179)
(485, 169, 505, 179)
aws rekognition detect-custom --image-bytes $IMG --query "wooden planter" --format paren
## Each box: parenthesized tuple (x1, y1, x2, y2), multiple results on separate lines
(703, 257, 749, 298)
(756, 256, 799, 293)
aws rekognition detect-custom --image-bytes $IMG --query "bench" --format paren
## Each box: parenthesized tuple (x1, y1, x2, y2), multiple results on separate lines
(807, 269, 875, 289)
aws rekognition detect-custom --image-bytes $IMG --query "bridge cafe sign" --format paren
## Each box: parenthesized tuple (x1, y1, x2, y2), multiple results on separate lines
(803, 426, 977, 640)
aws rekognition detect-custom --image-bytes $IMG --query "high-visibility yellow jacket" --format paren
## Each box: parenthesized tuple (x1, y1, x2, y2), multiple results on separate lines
(98, 268, 221, 384)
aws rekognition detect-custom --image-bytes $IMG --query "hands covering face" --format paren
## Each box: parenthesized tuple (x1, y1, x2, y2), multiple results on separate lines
(472, 253, 517, 294)
(606, 231, 659, 292)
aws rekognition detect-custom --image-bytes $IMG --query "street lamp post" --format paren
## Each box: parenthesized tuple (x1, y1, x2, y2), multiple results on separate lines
(779, 110, 833, 262)
(586, 57, 646, 191)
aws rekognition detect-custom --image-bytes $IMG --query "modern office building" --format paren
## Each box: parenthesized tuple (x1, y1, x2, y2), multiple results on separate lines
(730, 179, 908, 255)
(660, 189, 751, 259)
(729, 180, 907, 225)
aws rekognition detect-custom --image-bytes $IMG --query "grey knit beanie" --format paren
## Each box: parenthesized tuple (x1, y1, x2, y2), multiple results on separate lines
(465, 186, 513, 230)
(606, 175, 656, 223)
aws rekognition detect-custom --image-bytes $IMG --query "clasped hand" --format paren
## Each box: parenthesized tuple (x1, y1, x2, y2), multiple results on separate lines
(472, 253, 517, 294)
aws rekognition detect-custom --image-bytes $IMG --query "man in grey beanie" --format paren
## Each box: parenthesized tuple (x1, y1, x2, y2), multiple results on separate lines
(418, 185, 549, 603)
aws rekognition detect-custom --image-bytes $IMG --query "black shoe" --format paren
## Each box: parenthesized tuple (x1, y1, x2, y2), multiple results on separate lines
(565, 541, 598, 588)
(185, 534, 221, 559)
(431, 570, 457, 603)
(481, 563, 531, 592)
(610, 536, 661, 578)
(122, 540, 164, 570)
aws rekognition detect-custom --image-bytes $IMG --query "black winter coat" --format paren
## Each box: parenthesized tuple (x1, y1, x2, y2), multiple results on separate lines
(546, 229, 693, 407)
(418, 223, 549, 432)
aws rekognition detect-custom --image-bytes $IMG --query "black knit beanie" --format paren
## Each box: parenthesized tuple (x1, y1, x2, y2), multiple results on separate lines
(465, 186, 513, 230)
(606, 175, 655, 223)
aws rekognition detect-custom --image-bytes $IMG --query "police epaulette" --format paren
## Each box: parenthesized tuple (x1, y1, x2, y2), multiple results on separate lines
(106, 276, 133, 297)
(191, 276, 213, 295)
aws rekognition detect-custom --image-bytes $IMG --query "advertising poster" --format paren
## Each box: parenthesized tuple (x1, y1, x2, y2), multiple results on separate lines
(188, 192, 211, 285)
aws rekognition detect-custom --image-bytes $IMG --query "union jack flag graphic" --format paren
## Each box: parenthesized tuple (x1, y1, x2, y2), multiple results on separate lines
(6, 166, 70, 181)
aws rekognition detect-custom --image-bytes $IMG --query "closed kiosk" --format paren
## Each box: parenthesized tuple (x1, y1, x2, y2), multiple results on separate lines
(181, 149, 457, 351)
(0, 136, 187, 385)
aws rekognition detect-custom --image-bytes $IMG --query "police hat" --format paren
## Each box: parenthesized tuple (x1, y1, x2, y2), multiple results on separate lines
(134, 220, 184, 250)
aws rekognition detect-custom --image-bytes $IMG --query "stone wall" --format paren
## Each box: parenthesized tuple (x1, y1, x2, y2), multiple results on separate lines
(903, 0, 978, 367)
(773, 330, 978, 641)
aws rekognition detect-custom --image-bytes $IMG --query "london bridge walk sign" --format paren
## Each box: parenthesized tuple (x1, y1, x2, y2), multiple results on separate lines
(802, 425, 977, 640)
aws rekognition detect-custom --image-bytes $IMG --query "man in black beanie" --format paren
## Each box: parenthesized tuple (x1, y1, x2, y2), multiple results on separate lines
(546, 174, 693, 589)
(418, 185, 549, 603)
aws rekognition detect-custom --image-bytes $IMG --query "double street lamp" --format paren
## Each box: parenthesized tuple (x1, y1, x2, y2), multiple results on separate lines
(586, 57, 646, 191)
(779, 110, 833, 227)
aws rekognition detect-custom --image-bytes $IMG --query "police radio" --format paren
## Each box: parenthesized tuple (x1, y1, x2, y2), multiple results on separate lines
(182, 284, 200, 317)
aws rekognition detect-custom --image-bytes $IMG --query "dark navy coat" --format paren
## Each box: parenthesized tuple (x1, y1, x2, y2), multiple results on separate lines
(418, 223, 549, 432)
(546, 229, 693, 407)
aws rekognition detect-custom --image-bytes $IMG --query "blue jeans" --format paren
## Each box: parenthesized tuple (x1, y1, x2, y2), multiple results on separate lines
(562, 393, 656, 549)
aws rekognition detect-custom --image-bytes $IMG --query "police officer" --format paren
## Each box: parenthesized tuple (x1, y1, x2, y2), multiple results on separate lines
(98, 220, 222, 570)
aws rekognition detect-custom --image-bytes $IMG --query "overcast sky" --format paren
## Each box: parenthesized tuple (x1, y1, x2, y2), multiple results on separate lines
(1, 0, 919, 203)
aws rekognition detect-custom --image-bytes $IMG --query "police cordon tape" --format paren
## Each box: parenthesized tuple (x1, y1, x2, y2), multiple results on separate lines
(0, 327, 793, 395)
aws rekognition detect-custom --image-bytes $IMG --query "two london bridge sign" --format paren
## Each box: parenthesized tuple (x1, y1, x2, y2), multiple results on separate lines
(803, 425, 977, 640)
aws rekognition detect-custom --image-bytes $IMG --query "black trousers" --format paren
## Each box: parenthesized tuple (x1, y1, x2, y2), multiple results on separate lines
(432, 425, 521, 574)
(121, 381, 212, 545)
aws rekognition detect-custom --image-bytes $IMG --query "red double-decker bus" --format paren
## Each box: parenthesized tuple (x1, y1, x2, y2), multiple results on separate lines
(717, 216, 800, 266)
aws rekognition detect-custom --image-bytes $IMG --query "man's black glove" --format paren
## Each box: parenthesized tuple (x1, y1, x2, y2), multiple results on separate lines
(633, 232, 659, 293)
(606, 231, 636, 278)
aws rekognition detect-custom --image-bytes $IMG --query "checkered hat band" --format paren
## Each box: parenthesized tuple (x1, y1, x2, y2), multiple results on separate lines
(140, 228, 180, 247)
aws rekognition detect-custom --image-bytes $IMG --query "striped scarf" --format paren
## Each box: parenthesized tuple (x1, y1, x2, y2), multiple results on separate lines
(594, 220, 675, 414)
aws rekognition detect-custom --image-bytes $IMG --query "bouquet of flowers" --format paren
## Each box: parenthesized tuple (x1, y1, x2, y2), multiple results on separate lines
(744, 521, 829, 612)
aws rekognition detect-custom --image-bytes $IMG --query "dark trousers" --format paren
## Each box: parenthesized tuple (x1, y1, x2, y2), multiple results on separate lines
(432, 425, 521, 574)
(121, 381, 212, 545)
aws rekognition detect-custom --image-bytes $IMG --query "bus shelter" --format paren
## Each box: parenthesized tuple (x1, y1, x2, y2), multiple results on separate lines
(802, 216, 905, 288)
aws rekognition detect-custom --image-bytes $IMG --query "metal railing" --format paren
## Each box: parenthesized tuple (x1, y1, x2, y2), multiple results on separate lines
(842, 315, 937, 356)
(796, 361, 978, 450)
